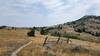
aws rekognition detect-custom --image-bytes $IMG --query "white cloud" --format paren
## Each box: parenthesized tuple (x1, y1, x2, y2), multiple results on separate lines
(17, 0, 40, 4)
(89, 0, 100, 4)
(40, 0, 63, 11)
(0, 0, 100, 26)
(94, 7, 100, 16)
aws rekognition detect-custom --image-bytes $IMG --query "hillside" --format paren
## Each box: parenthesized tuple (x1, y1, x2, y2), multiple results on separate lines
(67, 15, 100, 37)
(41, 15, 100, 43)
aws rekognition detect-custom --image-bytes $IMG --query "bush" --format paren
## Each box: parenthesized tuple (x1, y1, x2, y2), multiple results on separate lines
(74, 26, 86, 33)
(27, 27, 35, 37)
(0, 26, 7, 29)
(95, 31, 100, 36)
(40, 28, 48, 35)
(50, 31, 61, 37)
(63, 33, 80, 40)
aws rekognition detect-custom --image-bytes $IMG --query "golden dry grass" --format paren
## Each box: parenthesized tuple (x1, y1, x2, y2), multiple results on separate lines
(18, 34, 100, 56)
(0, 29, 30, 56)
(0, 29, 99, 56)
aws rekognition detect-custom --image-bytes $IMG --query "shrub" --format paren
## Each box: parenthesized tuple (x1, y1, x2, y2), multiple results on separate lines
(27, 27, 35, 37)
(63, 33, 80, 40)
(0, 26, 7, 29)
(74, 26, 86, 33)
(40, 28, 48, 35)
(94, 31, 100, 36)
(51, 31, 61, 37)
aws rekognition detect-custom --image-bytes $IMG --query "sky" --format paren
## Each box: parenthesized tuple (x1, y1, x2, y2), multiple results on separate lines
(0, 0, 100, 27)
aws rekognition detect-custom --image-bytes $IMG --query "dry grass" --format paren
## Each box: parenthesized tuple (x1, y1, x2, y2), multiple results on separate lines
(0, 29, 30, 56)
(0, 28, 100, 56)
(18, 34, 100, 56)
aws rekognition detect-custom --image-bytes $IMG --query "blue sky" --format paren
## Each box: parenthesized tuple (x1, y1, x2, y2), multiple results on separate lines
(0, 0, 100, 27)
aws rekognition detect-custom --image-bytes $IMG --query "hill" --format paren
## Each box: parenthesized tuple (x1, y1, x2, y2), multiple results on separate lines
(67, 15, 100, 37)
(41, 15, 100, 43)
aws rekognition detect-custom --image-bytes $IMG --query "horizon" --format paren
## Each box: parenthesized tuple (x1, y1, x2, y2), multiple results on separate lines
(0, 0, 100, 27)
(0, 15, 98, 27)
(0, 18, 78, 27)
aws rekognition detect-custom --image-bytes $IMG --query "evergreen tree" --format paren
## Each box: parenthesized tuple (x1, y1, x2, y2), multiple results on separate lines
(40, 27, 48, 35)
(27, 27, 35, 37)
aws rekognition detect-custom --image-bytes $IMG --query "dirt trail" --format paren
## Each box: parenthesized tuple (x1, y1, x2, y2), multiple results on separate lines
(11, 41, 32, 56)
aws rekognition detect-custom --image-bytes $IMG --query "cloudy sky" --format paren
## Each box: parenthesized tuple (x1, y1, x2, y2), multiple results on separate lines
(0, 0, 100, 27)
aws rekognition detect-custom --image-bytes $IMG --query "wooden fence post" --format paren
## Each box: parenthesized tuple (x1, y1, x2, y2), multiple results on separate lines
(56, 37, 60, 44)
(66, 37, 70, 44)
(43, 36, 48, 46)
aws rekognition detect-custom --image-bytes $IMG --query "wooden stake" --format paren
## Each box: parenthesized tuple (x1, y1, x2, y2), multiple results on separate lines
(56, 37, 60, 44)
(43, 36, 48, 46)
(67, 37, 70, 44)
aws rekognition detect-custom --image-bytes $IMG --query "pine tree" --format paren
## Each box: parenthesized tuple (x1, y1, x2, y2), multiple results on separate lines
(27, 27, 35, 37)
(40, 27, 48, 35)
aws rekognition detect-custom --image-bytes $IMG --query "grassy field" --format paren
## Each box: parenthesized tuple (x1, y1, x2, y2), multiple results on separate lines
(0, 29, 100, 56)
(0, 29, 30, 56)
(18, 34, 100, 56)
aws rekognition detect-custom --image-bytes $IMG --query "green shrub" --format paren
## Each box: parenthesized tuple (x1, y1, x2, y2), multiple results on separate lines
(0, 26, 7, 29)
(50, 31, 61, 37)
(40, 28, 48, 35)
(27, 27, 35, 37)
(63, 34, 80, 40)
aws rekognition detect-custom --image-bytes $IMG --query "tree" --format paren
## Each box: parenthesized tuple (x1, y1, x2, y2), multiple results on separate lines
(0, 26, 7, 29)
(27, 27, 35, 37)
(40, 27, 48, 35)
(58, 25, 62, 30)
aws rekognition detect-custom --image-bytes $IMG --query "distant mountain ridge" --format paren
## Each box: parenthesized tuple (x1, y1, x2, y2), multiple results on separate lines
(0, 25, 31, 29)
(67, 15, 100, 26)
(68, 15, 100, 36)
